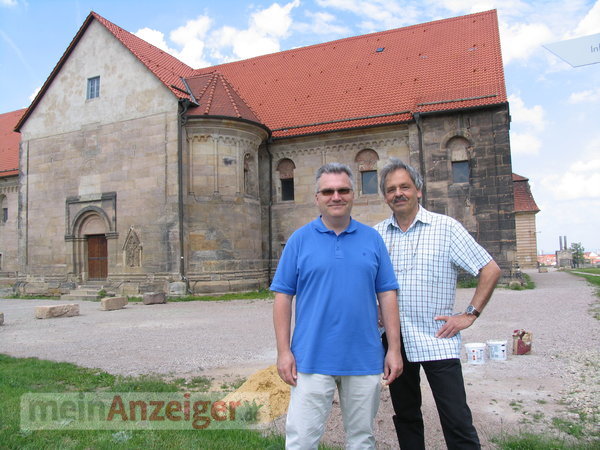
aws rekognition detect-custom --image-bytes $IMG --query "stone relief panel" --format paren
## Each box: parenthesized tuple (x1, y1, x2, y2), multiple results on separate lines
(123, 227, 142, 267)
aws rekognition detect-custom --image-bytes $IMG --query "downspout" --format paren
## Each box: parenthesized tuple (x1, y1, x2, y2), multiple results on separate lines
(265, 138, 274, 284)
(177, 99, 191, 291)
(413, 112, 427, 205)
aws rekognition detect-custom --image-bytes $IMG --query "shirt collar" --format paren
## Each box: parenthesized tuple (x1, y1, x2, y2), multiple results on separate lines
(314, 216, 358, 234)
(386, 205, 432, 232)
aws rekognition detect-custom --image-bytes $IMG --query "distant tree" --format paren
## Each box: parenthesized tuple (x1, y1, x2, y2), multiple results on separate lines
(570, 242, 585, 268)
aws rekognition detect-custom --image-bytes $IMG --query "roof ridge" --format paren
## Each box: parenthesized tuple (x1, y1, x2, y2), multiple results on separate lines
(218, 73, 242, 118)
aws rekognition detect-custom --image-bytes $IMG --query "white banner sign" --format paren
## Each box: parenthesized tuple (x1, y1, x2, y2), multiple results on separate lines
(544, 33, 600, 67)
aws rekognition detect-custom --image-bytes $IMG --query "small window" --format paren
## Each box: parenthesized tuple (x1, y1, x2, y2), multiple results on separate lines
(277, 158, 296, 202)
(2, 208, 7, 223)
(87, 76, 100, 99)
(281, 179, 294, 201)
(361, 170, 378, 194)
(355, 149, 380, 195)
(452, 161, 470, 183)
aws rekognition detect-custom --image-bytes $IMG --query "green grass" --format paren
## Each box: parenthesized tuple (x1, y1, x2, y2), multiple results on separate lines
(491, 432, 600, 449)
(167, 289, 274, 302)
(507, 273, 536, 290)
(0, 354, 287, 449)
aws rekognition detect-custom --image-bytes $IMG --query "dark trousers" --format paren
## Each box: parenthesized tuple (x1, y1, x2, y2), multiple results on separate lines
(383, 334, 480, 450)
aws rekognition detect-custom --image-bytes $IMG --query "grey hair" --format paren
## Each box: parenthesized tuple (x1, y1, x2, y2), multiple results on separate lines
(379, 158, 423, 194)
(315, 162, 354, 193)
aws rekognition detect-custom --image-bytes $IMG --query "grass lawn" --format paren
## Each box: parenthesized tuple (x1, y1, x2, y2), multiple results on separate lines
(0, 354, 286, 449)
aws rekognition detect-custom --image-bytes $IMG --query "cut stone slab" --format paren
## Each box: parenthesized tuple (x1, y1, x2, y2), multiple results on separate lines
(35, 304, 80, 319)
(100, 296, 128, 311)
(143, 292, 166, 305)
(0, 312, 4, 325)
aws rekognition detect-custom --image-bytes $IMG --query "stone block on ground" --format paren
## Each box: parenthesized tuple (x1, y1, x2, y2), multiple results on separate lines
(35, 304, 79, 319)
(100, 296, 128, 311)
(143, 292, 166, 305)
(169, 281, 187, 296)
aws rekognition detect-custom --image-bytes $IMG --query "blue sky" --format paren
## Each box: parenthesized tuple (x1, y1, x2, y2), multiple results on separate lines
(1, 0, 599, 254)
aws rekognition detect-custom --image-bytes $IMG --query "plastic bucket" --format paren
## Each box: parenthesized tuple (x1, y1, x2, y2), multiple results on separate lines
(465, 343, 486, 364)
(487, 340, 508, 361)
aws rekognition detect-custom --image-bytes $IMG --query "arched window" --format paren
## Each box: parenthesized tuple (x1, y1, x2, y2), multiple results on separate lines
(355, 149, 379, 195)
(277, 159, 296, 201)
(447, 136, 471, 184)
(0, 194, 7, 224)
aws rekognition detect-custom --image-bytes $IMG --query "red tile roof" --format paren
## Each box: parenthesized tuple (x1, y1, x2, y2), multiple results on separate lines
(91, 12, 195, 96)
(0, 109, 25, 178)
(189, 9, 506, 138)
(16, 9, 506, 140)
(185, 72, 263, 125)
(513, 173, 540, 213)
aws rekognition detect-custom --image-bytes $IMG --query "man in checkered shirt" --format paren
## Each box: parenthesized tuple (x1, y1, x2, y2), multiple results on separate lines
(374, 159, 501, 450)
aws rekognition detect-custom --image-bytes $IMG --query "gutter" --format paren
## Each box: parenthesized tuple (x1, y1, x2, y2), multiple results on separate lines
(413, 112, 427, 205)
(265, 138, 274, 284)
(177, 99, 191, 291)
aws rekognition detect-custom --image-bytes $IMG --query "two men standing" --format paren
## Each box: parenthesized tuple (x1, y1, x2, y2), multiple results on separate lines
(272, 159, 501, 449)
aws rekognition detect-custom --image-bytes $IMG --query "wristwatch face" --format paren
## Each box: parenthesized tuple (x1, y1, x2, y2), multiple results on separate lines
(466, 305, 480, 317)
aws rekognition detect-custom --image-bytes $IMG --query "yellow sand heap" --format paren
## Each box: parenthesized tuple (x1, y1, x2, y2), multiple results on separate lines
(221, 365, 290, 423)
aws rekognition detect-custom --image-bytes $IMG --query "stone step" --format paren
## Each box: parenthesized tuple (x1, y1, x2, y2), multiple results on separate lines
(60, 290, 100, 301)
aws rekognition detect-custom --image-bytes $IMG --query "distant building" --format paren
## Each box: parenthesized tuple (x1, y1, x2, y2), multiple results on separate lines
(2, 10, 518, 296)
(513, 174, 540, 269)
(0, 109, 25, 277)
(537, 254, 556, 267)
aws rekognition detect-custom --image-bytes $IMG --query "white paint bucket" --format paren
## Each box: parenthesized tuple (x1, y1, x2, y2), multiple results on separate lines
(465, 343, 486, 364)
(487, 340, 508, 361)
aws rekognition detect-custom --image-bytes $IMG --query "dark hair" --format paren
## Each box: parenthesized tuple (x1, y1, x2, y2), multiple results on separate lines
(315, 163, 354, 193)
(379, 158, 423, 194)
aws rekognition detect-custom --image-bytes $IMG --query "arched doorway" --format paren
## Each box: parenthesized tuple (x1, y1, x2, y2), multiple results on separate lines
(70, 208, 111, 281)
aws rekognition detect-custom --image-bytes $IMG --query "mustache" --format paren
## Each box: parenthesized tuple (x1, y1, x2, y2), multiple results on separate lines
(392, 195, 408, 202)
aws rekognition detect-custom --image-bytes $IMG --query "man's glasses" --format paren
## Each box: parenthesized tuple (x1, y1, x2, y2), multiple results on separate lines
(317, 188, 353, 196)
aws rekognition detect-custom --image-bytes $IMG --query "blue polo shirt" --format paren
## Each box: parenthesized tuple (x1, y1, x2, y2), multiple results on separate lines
(270, 217, 398, 375)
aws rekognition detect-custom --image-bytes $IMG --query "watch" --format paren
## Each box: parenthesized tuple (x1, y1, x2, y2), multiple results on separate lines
(465, 305, 480, 317)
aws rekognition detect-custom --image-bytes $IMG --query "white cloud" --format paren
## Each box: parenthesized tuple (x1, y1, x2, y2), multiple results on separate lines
(0, 0, 18, 7)
(510, 131, 542, 156)
(540, 144, 600, 200)
(499, 21, 554, 64)
(568, 87, 600, 104)
(28, 86, 41, 103)
(316, 0, 419, 30)
(298, 10, 351, 35)
(508, 94, 545, 156)
(133, 1, 301, 67)
(508, 94, 545, 132)
(571, 0, 600, 37)
(135, 28, 176, 53)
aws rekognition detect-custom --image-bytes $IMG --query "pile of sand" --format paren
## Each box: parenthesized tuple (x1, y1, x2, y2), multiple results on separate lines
(221, 365, 290, 423)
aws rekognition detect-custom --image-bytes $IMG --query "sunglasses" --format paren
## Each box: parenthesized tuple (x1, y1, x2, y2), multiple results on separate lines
(317, 188, 353, 196)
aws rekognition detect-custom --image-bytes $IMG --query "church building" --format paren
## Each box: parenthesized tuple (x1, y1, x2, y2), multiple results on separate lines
(5, 9, 517, 295)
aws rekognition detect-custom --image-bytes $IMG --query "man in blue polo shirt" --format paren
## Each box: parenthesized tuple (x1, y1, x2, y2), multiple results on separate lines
(271, 162, 402, 449)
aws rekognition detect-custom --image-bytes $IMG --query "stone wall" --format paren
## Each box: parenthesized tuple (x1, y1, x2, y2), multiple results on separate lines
(0, 174, 18, 274)
(411, 107, 516, 276)
(183, 118, 269, 293)
(515, 212, 539, 268)
(17, 21, 181, 283)
(265, 126, 410, 259)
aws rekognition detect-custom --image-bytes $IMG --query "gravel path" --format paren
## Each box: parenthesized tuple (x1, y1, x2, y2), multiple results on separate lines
(1, 269, 598, 448)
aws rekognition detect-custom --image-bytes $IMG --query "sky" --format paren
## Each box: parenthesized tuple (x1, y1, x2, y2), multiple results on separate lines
(1, 0, 599, 255)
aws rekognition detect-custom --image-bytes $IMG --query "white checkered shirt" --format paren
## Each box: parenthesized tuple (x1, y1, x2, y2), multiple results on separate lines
(374, 206, 492, 362)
